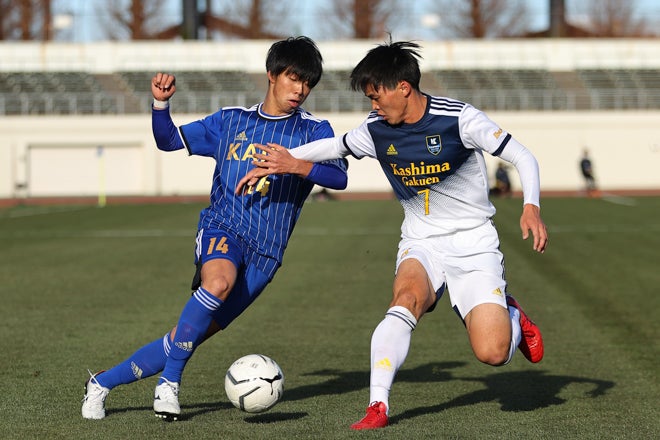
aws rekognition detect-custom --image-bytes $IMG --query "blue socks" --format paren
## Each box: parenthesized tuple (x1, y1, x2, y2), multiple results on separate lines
(94, 288, 222, 389)
(96, 334, 170, 389)
(159, 287, 222, 384)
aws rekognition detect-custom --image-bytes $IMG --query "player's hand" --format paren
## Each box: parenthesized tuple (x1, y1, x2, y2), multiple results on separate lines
(235, 143, 312, 195)
(151, 72, 176, 102)
(235, 167, 272, 195)
(251, 143, 307, 174)
(235, 144, 285, 195)
(520, 204, 548, 253)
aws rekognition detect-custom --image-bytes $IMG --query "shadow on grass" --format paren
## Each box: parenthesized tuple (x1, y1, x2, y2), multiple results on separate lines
(106, 400, 234, 420)
(284, 362, 614, 426)
(391, 369, 615, 425)
(284, 361, 466, 402)
(106, 400, 308, 423)
(106, 365, 614, 423)
(244, 412, 308, 423)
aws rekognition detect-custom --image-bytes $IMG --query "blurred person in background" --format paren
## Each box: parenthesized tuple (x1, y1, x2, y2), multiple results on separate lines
(580, 148, 598, 196)
(491, 162, 512, 197)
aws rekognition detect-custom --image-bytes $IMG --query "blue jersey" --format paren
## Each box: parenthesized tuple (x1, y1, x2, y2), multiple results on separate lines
(179, 103, 336, 262)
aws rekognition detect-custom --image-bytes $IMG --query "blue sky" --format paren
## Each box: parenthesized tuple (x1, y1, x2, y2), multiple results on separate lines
(51, 0, 660, 42)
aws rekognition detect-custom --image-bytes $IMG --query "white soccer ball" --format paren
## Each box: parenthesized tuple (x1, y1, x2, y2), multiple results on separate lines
(224, 354, 284, 413)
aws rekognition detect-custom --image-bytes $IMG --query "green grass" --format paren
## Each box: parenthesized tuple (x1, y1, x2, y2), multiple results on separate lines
(0, 197, 658, 439)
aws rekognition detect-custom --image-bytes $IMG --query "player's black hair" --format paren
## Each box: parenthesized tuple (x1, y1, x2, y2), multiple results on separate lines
(266, 36, 323, 88)
(350, 40, 422, 93)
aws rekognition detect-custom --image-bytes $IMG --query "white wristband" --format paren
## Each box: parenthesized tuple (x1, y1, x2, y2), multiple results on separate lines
(153, 98, 169, 109)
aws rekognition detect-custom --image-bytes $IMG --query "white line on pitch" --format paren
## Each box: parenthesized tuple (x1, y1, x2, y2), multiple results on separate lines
(599, 193, 637, 206)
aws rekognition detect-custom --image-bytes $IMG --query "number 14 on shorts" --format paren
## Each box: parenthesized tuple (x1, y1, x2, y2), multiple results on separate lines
(207, 236, 229, 254)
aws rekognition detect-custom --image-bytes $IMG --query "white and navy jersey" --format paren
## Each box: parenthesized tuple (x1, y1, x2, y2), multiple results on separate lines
(179, 103, 339, 262)
(344, 95, 513, 238)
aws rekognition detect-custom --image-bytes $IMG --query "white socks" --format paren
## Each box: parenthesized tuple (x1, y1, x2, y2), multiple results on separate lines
(505, 305, 522, 364)
(369, 306, 418, 412)
(366, 302, 524, 414)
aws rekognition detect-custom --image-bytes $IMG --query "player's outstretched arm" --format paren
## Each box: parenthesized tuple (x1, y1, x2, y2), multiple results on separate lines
(235, 143, 347, 194)
(520, 204, 548, 253)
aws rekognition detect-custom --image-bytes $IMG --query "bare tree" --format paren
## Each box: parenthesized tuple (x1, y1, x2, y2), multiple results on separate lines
(0, 0, 51, 40)
(95, 0, 289, 41)
(430, 0, 529, 39)
(0, 0, 18, 39)
(318, 0, 402, 39)
(203, 0, 288, 40)
(576, 0, 653, 37)
(99, 0, 181, 40)
(204, 0, 404, 41)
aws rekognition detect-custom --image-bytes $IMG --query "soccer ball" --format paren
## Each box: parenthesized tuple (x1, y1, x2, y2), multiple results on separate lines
(224, 354, 284, 413)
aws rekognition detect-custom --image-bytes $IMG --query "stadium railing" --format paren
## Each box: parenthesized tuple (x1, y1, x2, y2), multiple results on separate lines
(2, 69, 660, 115)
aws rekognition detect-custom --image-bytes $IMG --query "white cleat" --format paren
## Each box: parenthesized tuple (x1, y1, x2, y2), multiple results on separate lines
(82, 370, 110, 420)
(154, 378, 181, 421)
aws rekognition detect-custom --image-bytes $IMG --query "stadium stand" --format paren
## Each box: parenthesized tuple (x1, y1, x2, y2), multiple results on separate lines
(302, 70, 372, 113)
(426, 69, 571, 110)
(1, 67, 660, 115)
(577, 68, 660, 109)
(118, 70, 266, 113)
(0, 71, 120, 114)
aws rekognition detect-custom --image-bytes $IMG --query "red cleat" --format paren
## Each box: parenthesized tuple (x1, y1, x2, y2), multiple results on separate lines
(506, 295, 544, 363)
(350, 401, 389, 430)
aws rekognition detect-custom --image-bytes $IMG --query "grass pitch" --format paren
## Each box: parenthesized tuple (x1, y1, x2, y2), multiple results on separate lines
(0, 196, 658, 439)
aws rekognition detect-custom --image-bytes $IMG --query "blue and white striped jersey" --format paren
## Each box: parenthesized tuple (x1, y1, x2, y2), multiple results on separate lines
(179, 103, 338, 262)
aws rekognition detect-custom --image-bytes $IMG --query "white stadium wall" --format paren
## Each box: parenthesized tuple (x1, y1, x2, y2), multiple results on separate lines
(1, 39, 660, 199)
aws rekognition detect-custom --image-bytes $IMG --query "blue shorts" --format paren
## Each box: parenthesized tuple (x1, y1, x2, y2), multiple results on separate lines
(192, 228, 281, 329)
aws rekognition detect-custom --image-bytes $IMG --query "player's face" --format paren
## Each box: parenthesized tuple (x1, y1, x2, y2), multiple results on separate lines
(265, 70, 311, 115)
(364, 81, 426, 125)
(364, 83, 408, 125)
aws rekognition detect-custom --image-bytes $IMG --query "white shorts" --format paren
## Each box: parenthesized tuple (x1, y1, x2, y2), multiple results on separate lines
(395, 220, 508, 319)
